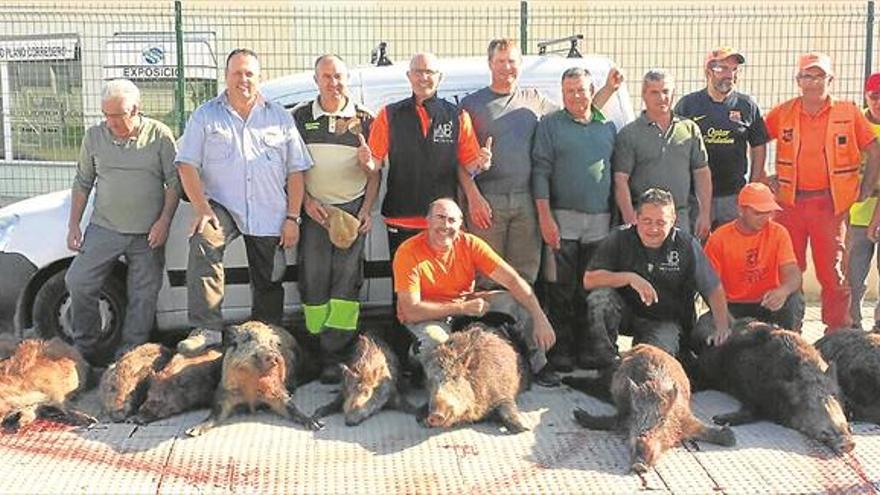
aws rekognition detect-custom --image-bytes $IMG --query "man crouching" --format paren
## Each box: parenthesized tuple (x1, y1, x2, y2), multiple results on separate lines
(393, 198, 559, 386)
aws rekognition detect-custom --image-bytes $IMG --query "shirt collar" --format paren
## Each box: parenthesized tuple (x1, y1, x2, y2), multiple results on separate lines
(312, 96, 356, 119)
(564, 107, 606, 124)
(218, 90, 267, 112)
(638, 110, 680, 127)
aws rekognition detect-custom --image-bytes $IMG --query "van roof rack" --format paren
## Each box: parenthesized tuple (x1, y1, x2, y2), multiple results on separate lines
(537, 34, 583, 58)
(371, 42, 393, 66)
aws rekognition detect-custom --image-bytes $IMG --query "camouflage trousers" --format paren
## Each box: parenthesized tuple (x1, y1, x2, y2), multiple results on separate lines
(585, 288, 685, 357)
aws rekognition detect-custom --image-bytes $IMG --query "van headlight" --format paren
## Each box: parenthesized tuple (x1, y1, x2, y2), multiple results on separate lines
(0, 213, 19, 251)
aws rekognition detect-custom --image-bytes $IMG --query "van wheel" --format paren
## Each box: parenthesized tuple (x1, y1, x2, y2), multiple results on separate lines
(32, 269, 126, 365)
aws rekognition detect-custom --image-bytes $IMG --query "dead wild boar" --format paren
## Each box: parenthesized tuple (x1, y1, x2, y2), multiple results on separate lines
(100, 343, 173, 422)
(314, 333, 418, 425)
(815, 329, 880, 424)
(186, 321, 323, 436)
(573, 344, 735, 474)
(134, 349, 223, 424)
(697, 321, 854, 453)
(0, 338, 96, 431)
(419, 322, 530, 433)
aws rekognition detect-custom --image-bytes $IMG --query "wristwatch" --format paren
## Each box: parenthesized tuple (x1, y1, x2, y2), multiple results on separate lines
(286, 214, 302, 225)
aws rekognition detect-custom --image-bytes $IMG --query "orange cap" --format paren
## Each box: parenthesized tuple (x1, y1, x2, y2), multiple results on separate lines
(705, 47, 745, 68)
(798, 52, 833, 76)
(738, 183, 781, 212)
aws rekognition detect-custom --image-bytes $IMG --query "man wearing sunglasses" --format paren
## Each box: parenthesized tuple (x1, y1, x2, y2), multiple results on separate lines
(675, 47, 770, 230)
(765, 52, 880, 334)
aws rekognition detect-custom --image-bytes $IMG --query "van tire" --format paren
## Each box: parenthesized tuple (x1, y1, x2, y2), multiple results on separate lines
(32, 269, 126, 365)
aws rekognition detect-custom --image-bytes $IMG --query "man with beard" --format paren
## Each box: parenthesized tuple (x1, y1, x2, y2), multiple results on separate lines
(675, 47, 770, 229)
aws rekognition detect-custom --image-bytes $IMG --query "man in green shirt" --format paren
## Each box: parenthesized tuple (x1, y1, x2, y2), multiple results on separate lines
(613, 69, 712, 240)
(531, 67, 616, 370)
(65, 79, 179, 365)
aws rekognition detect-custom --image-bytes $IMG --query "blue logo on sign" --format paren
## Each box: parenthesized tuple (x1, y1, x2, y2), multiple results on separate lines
(142, 47, 164, 65)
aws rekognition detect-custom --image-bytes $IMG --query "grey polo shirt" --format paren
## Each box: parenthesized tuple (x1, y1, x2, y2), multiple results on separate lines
(176, 91, 313, 236)
(73, 116, 178, 234)
(612, 112, 708, 210)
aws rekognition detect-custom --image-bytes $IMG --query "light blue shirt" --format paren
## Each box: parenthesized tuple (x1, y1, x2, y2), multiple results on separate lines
(176, 91, 313, 236)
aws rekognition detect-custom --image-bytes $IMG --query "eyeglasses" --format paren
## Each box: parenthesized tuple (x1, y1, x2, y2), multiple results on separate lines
(797, 73, 831, 83)
(709, 65, 739, 75)
(411, 69, 441, 77)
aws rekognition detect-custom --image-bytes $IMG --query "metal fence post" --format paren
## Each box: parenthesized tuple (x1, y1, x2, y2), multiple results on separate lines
(520, 1, 528, 55)
(174, 0, 186, 135)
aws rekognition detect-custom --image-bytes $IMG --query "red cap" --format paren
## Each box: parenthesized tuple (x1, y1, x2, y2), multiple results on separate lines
(798, 52, 833, 76)
(738, 183, 781, 212)
(866, 73, 880, 93)
(705, 47, 745, 68)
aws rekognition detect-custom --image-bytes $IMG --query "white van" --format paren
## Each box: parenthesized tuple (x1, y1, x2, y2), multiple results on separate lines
(0, 54, 634, 357)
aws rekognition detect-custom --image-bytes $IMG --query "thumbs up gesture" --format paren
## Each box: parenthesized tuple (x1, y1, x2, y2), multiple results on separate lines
(356, 132, 377, 173)
(473, 136, 493, 173)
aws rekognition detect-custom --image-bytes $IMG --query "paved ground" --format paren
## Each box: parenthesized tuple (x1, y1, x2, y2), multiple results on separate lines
(1, 305, 879, 494)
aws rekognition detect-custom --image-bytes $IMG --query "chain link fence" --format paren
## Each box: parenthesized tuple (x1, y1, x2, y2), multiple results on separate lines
(0, 0, 877, 204)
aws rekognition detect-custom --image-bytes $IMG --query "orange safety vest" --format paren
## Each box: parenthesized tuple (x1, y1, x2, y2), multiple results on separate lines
(774, 97, 863, 215)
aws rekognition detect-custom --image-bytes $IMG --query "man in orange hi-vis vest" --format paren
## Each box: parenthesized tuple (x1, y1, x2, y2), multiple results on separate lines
(765, 52, 880, 333)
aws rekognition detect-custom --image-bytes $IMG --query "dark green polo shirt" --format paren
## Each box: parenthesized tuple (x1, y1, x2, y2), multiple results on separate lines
(612, 112, 708, 210)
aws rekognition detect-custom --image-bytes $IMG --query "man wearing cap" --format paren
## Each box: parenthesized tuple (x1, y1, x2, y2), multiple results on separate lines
(613, 69, 712, 240)
(292, 54, 379, 383)
(696, 183, 803, 337)
(847, 72, 880, 331)
(582, 188, 729, 365)
(675, 47, 770, 229)
(765, 52, 880, 333)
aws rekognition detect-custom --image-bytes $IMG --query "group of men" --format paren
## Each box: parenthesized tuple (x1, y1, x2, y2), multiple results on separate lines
(64, 39, 880, 388)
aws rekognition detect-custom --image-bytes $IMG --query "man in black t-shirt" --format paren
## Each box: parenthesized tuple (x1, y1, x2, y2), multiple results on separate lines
(581, 189, 730, 368)
(675, 47, 770, 229)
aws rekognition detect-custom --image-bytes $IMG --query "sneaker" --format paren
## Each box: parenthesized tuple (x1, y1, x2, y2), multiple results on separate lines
(534, 367, 561, 388)
(319, 364, 342, 385)
(177, 328, 222, 356)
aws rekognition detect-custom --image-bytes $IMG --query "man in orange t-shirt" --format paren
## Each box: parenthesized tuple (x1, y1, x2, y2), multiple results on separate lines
(393, 198, 560, 386)
(764, 52, 880, 333)
(697, 183, 803, 336)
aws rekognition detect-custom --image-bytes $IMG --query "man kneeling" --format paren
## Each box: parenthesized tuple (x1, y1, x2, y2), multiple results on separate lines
(393, 198, 560, 386)
(582, 188, 730, 368)
(695, 182, 804, 338)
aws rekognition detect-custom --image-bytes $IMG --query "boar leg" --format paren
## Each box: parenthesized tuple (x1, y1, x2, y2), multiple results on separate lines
(496, 400, 529, 433)
(37, 404, 97, 427)
(683, 416, 736, 446)
(573, 408, 618, 430)
(313, 393, 344, 418)
(282, 396, 324, 431)
(186, 393, 236, 437)
(713, 407, 756, 426)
